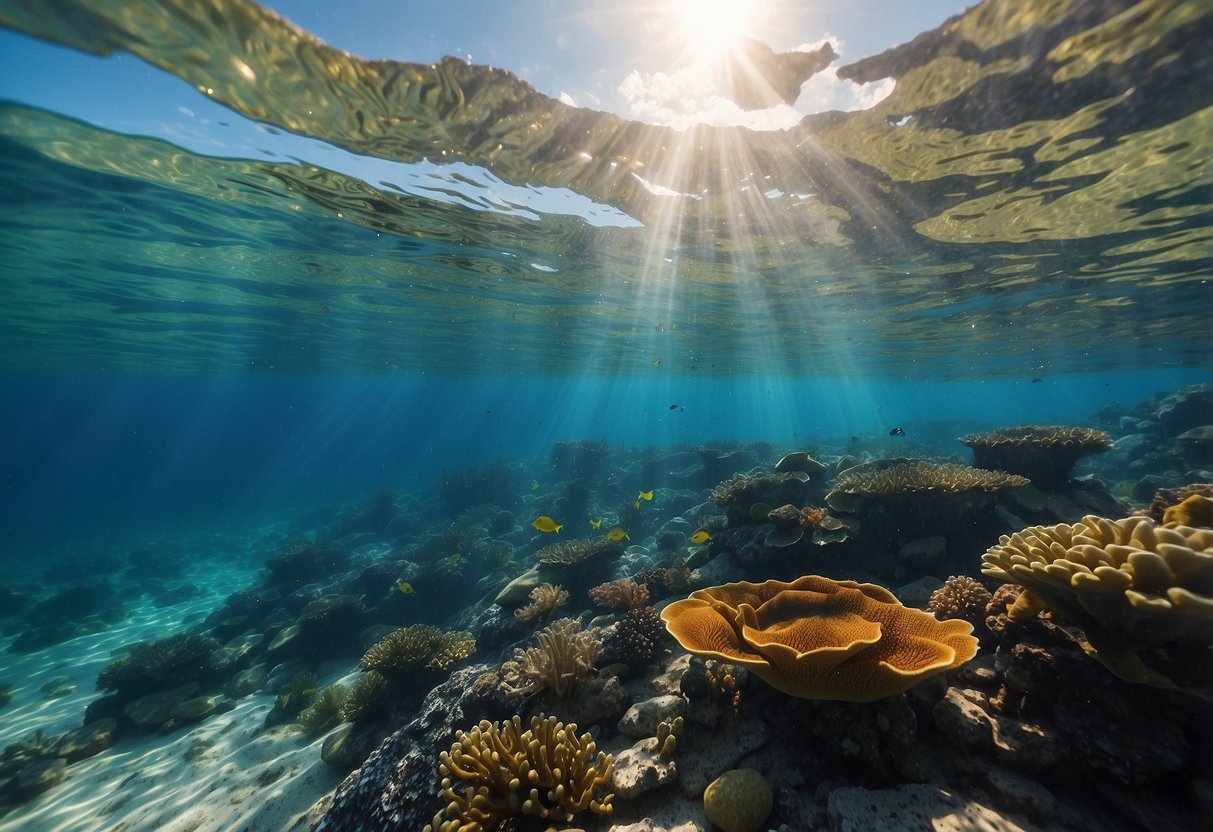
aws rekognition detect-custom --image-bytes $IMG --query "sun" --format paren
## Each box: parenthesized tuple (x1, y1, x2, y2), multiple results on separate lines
(670, 0, 759, 65)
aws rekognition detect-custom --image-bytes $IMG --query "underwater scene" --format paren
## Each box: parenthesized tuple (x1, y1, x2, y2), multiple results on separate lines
(0, 0, 1211, 830)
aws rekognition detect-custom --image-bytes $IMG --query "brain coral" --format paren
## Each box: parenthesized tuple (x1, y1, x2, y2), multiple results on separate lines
(661, 575, 977, 702)
(927, 576, 993, 625)
(704, 769, 773, 832)
(981, 515, 1213, 688)
(959, 425, 1112, 489)
(424, 714, 613, 832)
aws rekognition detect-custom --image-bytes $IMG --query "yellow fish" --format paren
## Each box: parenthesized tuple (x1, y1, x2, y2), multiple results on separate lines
(444, 554, 464, 568)
(607, 527, 630, 542)
(532, 515, 563, 534)
(635, 489, 654, 509)
(589, 518, 603, 529)
(397, 582, 414, 595)
(690, 530, 711, 545)
(652, 359, 663, 367)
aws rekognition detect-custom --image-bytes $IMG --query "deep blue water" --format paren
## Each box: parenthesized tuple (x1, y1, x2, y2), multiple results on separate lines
(2, 368, 1206, 554)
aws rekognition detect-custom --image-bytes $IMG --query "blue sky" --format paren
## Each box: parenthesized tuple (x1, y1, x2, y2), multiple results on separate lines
(0, 0, 969, 220)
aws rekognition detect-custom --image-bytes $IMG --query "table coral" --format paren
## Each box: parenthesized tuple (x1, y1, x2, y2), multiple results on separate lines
(959, 425, 1111, 489)
(661, 575, 977, 702)
(980, 514, 1213, 689)
(424, 714, 613, 832)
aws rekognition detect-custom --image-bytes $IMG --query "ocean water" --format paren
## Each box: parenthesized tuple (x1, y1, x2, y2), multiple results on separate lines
(0, 0, 1210, 830)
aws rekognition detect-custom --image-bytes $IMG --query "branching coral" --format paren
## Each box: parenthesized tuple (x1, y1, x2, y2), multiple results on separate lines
(588, 579, 649, 611)
(96, 634, 218, 696)
(959, 425, 1112, 489)
(515, 582, 570, 622)
(927, 576, 993, 625)
(423, 714, 614, 832)
(981, 515, 1213, 689)
(360, 625, 475, 676)
(500, 618, 601, 700)
(536, 537, 623, 566)
(662, 576, 977, 702)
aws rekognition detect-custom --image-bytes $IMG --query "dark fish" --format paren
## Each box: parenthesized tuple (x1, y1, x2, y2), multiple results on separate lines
(1031, 378, 1043, 383)
(889, 427, 906, 436)
(669, 403, 684, 411)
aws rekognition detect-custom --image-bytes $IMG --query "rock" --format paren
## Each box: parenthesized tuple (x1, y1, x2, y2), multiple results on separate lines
(541, 674, 629, 729)
(982, 765, 1059, 824)
(16, 757, 66, 800)
(39, 676, 76, 698)
(493, 568, 541, 606)
(313, 663, 512, 832)
(703, 769, 773, 832)
(677, 715, 770, 798)
(932, 687, 1068, 770)
(123, 683, 198, 731)
(611, 737, 679, 799)
(53, 718, 118, 763)
(899, 536, 946, 568)
(171, 695, 216, 723)
(208, 632, 263, 675)
(618, 694, 687, 738)
(321, 722, 381, 771)
(267, 624, 301, 655)
(225, 663, 267, 699)
(827, 784, 1044, 832)
(894, 576, 942, 609)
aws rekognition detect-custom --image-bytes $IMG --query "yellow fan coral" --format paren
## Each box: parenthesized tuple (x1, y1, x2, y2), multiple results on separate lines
(661, 575, 977, 702)
(424, 714, 614, 832)
(980, 515, 1213, 688)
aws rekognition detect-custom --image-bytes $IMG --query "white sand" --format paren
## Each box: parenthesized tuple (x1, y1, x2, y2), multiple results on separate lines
(1, 551, 352, 832)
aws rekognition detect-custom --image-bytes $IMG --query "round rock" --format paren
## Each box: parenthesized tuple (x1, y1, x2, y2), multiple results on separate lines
(703, 768, 773, 832)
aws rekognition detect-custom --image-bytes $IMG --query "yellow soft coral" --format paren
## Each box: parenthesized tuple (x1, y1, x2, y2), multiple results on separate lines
(424, 714, 614, 832)
(981, 515, 1213, 689)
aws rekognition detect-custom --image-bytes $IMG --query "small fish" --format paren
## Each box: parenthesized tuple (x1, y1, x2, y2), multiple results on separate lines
(889, 427, 905, 436)
(690, 530, 711, 544)
(397, 582, 415, 595)
(1031, 378, 1043, 383)
(607, 527, 630, 542)
(444, 554, 464, 568)
(532, 515, 563, 534)
(669, 403, 684, 411)
(279, 692, 293, 709)
(638, 490, 654, 502)
(652, 358, 662, 367)
(530, 479, 541, 491)
(589, 518, 603, 529)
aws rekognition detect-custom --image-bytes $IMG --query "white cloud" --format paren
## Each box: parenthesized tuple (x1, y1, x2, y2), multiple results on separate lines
(616, 34, 895, 130)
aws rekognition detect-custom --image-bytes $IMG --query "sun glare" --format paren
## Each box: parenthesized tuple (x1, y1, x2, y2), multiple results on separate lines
(671, 0, 758, 64)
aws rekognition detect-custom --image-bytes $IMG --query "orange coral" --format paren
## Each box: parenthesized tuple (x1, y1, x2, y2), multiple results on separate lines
(661, 575, 977, 702)
(799, 506, 827, 527)
(588, 579, 649, 611)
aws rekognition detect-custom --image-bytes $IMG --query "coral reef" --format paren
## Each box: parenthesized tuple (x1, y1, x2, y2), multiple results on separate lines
(264, 541, 347, 586)
(1139, 482, 1213, 523)
(500, 618, 601, 700)
(95, 634, 218, 697)
(828, 459, 1029, 500)
(959, 425, 1112, 489)
(536, 537, 623, 566)
(340, 671, 391, 724)
(298, 684, 351, 735)
(588, 578, 649, 611)
(514, 582, 569, 622)
(928, 576, 994, 626)
(423, 714, 614, 832)
(981, 514, 1213, 689)
(603, 606, 664, 666)
(1163, 493, 1213, 528)
(662, 576, 977, 701)
(709, 469, 816, 517)
(360, 625, 475, 676)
